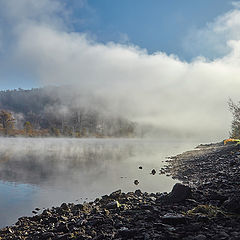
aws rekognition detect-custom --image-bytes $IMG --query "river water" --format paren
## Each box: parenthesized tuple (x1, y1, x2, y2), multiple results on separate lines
(0, 138, 199, 228)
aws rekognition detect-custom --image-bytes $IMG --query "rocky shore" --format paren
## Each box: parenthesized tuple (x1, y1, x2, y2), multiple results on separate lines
(1, 142, 240, 239)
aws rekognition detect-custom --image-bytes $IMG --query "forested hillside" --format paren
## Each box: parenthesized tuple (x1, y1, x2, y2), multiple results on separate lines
(0, 87, 136, 137)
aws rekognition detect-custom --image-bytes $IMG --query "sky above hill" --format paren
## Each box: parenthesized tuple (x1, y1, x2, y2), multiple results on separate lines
(1, 0, 240, 139)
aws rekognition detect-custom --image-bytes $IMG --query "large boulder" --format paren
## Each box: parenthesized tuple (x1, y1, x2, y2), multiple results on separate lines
(223, 195, 240, 213)
(168, 183, 192, 202)
(158, 183, 192, 203)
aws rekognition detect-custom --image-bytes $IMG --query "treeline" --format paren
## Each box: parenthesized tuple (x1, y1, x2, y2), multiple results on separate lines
(0, 88, 136, 137)
(229, 99, 240, 139)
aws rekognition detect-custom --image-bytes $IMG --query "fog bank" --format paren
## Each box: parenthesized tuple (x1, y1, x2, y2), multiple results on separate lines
(1, 1, 240, 140)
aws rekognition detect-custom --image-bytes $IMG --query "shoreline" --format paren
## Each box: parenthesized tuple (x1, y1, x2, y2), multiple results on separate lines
(1, 142, 240, 239)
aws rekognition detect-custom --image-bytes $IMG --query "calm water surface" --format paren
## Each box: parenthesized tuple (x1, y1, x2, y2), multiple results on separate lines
(0, 138, 199, 227)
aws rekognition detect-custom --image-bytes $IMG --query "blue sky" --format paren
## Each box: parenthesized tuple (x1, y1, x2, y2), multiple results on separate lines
(71, 0, 234, 58)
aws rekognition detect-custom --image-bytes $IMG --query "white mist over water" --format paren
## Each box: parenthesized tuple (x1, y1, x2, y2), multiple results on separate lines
(0, 137, 199, 227)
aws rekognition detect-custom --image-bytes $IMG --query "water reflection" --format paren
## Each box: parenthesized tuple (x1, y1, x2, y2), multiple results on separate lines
(0, 182, 36, 228)
(0, 138, 197, 227)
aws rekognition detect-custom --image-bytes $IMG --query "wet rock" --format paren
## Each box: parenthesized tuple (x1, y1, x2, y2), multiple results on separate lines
(196, 215, 209, 222)
(169, 183, 191, 201)
(208, 191, 228, 202)
(134, 179, 139, 185)
(135, 189, 142, 196)
(159, 183, 192, 203)
(49, 216, 58, 223)
(60, 216, 68, 221)
(193, 234, 207, 240)
(42, 209, 52, 217)
(42, 232, 55, 238)
(60, 203, 69, 211)
(159, 169, 165, 174)
(56, 233, 73, 240)
(219, 231, 230, 239)
(185, 222, 202, 232)
(57, 222, 69, 233)
(117, 227, 138, 238)
(88, 216, 104, 226)
(231, 232, 240, 237)
(105, 200, 121, 209)
(223, 195, 240, 213)
(109, 189, 121, 198)
(151, 169, 156, 175)
(2, 227, 14, 234)
(161, 213, 188, 225)
(140, 204, 154, 210)
(76, 219, 87, 226)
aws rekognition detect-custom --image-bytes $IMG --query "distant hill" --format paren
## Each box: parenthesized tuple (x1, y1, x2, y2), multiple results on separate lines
(0, 87, 136, 137)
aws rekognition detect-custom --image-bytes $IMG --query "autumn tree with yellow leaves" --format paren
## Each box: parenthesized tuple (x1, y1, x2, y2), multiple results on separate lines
(0, 110, 15, 136)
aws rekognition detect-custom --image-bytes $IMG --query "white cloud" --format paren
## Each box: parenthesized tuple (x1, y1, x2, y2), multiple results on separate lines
(232, 1, 240, 8)
(2, 0, 240, 140)
(0, 0, 65, 28)
(184, 6, 240, 59)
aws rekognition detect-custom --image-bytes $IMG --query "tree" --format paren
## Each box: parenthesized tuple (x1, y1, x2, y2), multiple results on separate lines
(0, 110, 15, 135)
(228, 99, 240, 138)
(24, 121, 33, 136)
(51, 127, 60, 137)
(0, 88, 138, 138)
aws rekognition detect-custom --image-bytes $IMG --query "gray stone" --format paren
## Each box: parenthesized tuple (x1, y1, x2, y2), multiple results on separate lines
(161, 213, 188, 225)
(110, 189, 121, 198)
(158, 183, 192, 203)
(193, 234, 207, 240)
(105, 201, 121, 209)
(168, 183, 192, 202)
(223, 196, 240, 213)
(135, 189, 142, 196)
